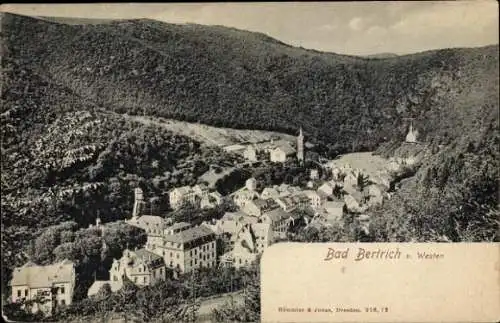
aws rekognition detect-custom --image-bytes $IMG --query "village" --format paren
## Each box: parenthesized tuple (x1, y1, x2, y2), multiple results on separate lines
(8, 123, 420, 317)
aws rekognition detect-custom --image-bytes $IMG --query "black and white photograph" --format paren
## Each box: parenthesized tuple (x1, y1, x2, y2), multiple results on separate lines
(0, 2, 498, 322)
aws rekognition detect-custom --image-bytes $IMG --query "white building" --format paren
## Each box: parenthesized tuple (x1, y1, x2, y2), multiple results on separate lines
(406, 121, 418, 143)
(169, 184, 210, 210)
(156, 224, 217, 274)
(219, 223, 273, 269)
(302, 190, 322, 209)
(243, 145, 258, 162)
(200, 191, 223, 209)
(108, 248, 166, 288)
(10, 260, 76, 315)
(270, 144, 296, 163)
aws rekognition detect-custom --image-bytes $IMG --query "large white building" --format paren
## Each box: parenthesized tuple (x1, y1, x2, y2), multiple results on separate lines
(169, 184, 210, 210)
(150, 224, 217, 274)
(108, 248, 166, 287)
(270, 144, 296, 163)
(10, 260, 76, 315)
(219, 223, 273, 269)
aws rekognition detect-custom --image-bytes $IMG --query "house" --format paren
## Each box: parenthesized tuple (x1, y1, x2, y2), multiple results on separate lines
(310, 169, 319, 180)
(357, 214, 371, 235)
(303, 190, 322, 209)
(109, 248, 166, 288)
(192, 184, 209, 198)
(344, 192, 368, 213)
(343, 171, 358, 188)
(231, 187, 260, 208)
(317, 182, 335, 197)
(274, 194, 310, 212)
(158, 224, 217, 274)
(260, 187, 279, 200)
(242, 198, 279, 217)
(223, 144, 247, 154)
(323, 201, 345, 222)
(270, 144, 296, 163)
(10, 260, 76, 315)
(200, 191, 223, 209)
(331, 167, 341, 180)
(219, 223, 272, 269)
(261, 208, 293, 240)
(169, 186, 196, 209)
(245, 178, 257, 191)
(127, 215, 168, 252)
(243, 145, 258, 161)
(366, 184, 385, 206)
(127, 215, 166, 237)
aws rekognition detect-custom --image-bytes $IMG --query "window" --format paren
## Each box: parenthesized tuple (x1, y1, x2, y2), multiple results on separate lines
(60, 287, 65, 294)
(17, 290, 21, 298)
(190, 260, 193, 266)
(170, 252, 173, 258)
(170, 261, 173, 267)
(134, 277, 138, 283)
(195, 249, 197, 255)
(159, 268, 163, 275)
(139, 267, 142, 273)
(195, 259, 197, 265)
(113, 275, 118, 281)
(176, 253, 179, 259)
(60, 299, 66, 306)
(239, 259, 242, 264)
(25, 289, 28, 297)
(143, 277, 146, 283)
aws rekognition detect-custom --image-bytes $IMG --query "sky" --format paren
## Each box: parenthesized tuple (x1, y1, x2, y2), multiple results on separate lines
(1, 2, 498, 56)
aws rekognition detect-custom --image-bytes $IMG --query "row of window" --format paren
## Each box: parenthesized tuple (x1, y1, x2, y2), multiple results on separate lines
(17, 287, 65, 298)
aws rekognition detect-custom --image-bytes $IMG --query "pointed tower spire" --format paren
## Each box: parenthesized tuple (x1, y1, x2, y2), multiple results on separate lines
(297, 126, 304, 163)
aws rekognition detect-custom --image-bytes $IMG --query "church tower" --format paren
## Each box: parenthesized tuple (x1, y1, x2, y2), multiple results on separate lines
(405, 121, 418, 143)
(132, 187, 144, 218)
(297, 127, 304, 163)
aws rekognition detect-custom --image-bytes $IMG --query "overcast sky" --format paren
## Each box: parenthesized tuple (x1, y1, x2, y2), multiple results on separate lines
(1, 2, 498, 56)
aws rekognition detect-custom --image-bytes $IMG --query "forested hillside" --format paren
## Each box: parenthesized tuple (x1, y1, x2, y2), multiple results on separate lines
(2, 13, 498, 154)
(1, 11, 499, 290)
(0, 53, 237, 293)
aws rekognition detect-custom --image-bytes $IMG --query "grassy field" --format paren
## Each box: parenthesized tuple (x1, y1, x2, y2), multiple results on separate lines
(127, 115, 296, 147)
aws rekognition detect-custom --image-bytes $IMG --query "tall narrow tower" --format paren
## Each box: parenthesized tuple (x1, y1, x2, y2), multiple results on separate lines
(297, 127, 304, 163)
(132, 187, 144, 218)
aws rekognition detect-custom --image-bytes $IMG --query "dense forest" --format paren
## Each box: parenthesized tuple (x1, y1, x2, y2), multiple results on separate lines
(2, 13, 498, 152)
(0, 51, 238, 296)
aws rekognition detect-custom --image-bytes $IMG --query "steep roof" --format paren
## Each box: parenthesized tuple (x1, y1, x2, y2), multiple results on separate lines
(172, 186, 192, 195)
(263, 208, 291, 222)
(11, 260, 75, 288)
(274, 143, 296, 156)
(87, 280, 123, 297)
(163, 225, 215, 244)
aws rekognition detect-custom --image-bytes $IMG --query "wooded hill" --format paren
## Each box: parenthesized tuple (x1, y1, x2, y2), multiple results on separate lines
(3, 12, 498, 153)
(1, 12, 498, 289)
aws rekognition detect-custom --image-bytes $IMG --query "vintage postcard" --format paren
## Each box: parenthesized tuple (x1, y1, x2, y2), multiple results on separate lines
(0, 2, 498, 323)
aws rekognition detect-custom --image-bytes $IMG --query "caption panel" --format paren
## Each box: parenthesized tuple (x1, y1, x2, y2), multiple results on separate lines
(261, 243, 499, 322)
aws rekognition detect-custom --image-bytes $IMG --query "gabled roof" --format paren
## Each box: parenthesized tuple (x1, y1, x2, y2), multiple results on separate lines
(273, 143, 296, 156)
(11, 260, 75, 288)
(263, 208, 291, 222)
(171, 186, 192, 195)
(163, 225, 215, 244)
(87, 280, 123, 297)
